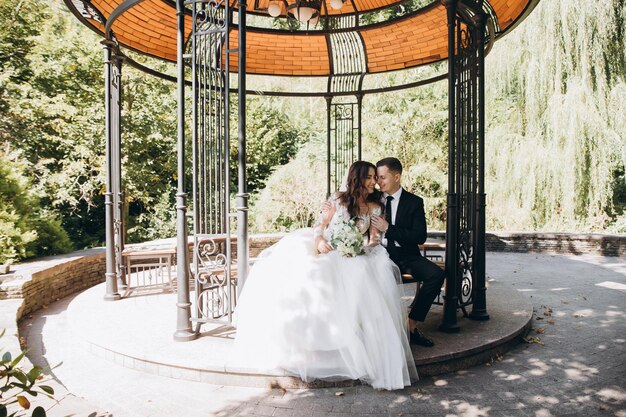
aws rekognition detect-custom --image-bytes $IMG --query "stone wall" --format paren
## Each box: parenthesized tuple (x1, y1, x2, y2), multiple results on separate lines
(426, 231, 626, 257)
(0, 249, 105, 320)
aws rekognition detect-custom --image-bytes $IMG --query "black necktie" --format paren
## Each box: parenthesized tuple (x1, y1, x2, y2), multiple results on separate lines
(385, 196, 394, 225)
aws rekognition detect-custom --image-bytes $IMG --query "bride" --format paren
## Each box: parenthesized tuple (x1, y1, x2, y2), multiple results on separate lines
(230, 161, 417, 390)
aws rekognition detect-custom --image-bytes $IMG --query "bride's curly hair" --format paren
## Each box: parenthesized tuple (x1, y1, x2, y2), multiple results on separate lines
(339, 161, 383, 218)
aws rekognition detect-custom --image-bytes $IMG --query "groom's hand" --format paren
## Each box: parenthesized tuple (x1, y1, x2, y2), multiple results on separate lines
(371, 215, 389, 233)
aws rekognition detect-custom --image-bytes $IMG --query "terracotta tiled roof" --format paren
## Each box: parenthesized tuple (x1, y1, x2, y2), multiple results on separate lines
(69, 0, 534, 76)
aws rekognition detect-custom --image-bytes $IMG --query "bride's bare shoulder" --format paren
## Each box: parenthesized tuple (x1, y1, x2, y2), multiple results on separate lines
(331, 192, 344, 201)
(367, 201, 382, 213)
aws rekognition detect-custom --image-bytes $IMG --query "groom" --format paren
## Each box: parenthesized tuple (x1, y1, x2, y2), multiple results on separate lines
(371, 157, 445, 347)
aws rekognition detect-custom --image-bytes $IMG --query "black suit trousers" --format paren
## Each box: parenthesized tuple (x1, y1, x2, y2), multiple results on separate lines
(390, 250, 445, 322)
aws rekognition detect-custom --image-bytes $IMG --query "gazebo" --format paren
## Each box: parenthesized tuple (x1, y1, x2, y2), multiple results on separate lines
(64, 0, 538, 341)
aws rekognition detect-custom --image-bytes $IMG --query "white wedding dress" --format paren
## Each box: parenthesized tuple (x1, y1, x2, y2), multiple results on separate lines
(230, 199, 418, 390)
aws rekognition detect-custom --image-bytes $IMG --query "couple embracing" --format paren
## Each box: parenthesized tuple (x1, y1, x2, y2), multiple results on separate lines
(231, 158, 446, 390)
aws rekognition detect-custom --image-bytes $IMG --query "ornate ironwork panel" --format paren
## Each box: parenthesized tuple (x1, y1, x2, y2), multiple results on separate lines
(190, 0, 235, 324)
(442, 0, 489, 330)
(71, 0, 105, 24)
(455, 18, 478, 313)
(325, 30, 366, 195)
(328, 101, 359, 192)
(194, 234, 235, 320)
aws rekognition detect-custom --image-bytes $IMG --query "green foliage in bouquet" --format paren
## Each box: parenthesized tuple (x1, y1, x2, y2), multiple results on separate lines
(330, 218, 365, 257)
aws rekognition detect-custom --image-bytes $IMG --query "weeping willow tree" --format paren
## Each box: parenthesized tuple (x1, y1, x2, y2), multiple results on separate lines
(485, 0, 626, 232)
(246, 0, 626, 234)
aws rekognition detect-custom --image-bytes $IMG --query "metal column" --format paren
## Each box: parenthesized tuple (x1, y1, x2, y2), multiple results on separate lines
(103, 40, 121, 301)
(237, 0, 250, 292)
(173, 0, 196, 341)
(440, 0, 460, 333)
(470, 9, 489, 321)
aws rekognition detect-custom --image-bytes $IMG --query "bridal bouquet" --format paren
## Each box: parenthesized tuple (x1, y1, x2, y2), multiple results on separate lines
(330, 218, 364, 257)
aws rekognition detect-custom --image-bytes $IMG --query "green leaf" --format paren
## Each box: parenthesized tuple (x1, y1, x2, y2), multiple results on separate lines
(31, 406, 47, 417)
(26, 366, 42, 383)
(39, 385, 54, 395)
(10, 351, 26, 368)
(14, 369, 28, 385)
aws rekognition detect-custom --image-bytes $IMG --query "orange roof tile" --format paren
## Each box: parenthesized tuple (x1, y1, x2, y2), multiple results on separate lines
(71, 0, 534, 76)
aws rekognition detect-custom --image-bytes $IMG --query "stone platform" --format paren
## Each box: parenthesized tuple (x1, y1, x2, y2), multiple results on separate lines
(56, 279, 531, 389)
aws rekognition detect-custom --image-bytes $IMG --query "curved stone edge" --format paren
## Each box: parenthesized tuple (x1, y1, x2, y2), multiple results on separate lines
(78, 337, 362, 389)
(74, 308, 532, 388)
(415, 318, 532, 377)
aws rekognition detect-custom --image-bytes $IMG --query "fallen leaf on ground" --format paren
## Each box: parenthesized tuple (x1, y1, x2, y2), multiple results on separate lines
(536, 316, 544, 320)
(547, 318, 556, 325)
(524, 336, 544, 345)
(536, 328, 545, 334)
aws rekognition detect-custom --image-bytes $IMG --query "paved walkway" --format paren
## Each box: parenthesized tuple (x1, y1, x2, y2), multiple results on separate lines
(17, 252, 626, 416)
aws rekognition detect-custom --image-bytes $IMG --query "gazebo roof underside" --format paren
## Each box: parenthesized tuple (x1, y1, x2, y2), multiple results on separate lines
(71, 0, 533, 76)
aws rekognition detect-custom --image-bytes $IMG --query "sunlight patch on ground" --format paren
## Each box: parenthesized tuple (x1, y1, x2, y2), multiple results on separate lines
(597, 387, 626, 404)
(440, 400, 491, 417)
(530, 395, 560, 405)
(563, 361, 599, 381)
(595, 281, 626, 291)
(527, 358, 551, 376)
(572, 308, 594, 317)
(534, 409, 556, 417)
(493, 369, 524, 381)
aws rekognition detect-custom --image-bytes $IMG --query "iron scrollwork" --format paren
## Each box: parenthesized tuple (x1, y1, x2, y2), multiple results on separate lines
(194, 236, 235, 321)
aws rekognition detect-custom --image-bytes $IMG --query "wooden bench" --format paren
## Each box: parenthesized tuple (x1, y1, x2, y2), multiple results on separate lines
(400, 242, 446, 304)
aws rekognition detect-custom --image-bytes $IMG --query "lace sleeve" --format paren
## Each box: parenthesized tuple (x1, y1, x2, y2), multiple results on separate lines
(313, 194, 338, 237)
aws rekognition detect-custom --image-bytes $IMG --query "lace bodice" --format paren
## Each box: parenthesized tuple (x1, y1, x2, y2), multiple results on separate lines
(318, 196, 382, 242)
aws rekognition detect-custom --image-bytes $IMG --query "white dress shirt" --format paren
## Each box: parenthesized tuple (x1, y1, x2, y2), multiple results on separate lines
(382, 187, 403, 247)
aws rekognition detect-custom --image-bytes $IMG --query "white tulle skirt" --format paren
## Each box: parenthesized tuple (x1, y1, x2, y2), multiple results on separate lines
(229, 228, 418, 390)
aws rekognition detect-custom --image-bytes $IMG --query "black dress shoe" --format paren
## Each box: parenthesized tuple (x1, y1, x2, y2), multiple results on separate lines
(409, 328, 435, 347)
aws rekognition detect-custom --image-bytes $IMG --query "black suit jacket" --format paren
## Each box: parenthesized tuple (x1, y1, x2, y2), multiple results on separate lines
(385, 189, 427, 261)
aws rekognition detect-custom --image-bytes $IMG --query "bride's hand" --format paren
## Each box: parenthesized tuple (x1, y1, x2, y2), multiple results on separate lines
(320, 201, 334, 223)
(316, 237, 333, 254)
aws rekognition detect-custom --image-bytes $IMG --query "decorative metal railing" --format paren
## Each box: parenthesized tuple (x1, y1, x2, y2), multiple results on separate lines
(189, 0, 236, 325)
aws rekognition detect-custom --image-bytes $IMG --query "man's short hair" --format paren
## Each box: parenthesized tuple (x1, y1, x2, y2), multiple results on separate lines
(376, 157, 403, 174)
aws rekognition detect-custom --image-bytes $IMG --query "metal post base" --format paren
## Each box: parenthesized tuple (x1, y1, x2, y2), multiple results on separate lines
(469, 309, 490, 321)
(174, 330, 198, 342)
(104, 272, 121, 301)
(439, 322, 461, 333)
